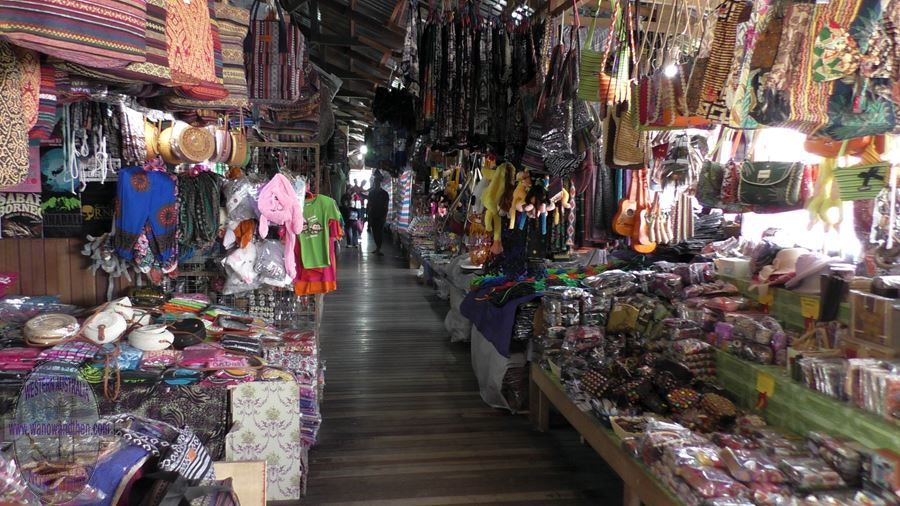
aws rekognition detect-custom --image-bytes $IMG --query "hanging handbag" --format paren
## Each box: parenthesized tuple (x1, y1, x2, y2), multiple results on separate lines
(0, 0, 147, 69)
(245, 0, 305, 106)
(611, 99, 646, 168)
(737, 161, 804, 208)
(578, 0, 617, 104)
(834, 143, 889, 201)
(522, 45, 564, 173)
(172, 0, 227, 100)
(543, 38, 586, 179)
(166, 0, 218, 88)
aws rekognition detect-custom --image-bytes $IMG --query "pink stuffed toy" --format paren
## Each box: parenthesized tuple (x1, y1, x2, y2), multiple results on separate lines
(257, 174, 304, 279)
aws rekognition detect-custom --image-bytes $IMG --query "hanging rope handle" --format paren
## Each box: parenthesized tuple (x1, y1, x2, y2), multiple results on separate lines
(598, 0, 621, 74)
(636, 0, 658, 76)
(586, 0, 603, 48)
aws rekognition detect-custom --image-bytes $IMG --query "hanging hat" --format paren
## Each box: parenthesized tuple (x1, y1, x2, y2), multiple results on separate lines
(784, 253, 838, 293)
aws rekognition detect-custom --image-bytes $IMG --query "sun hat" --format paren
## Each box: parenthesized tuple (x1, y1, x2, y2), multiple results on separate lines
(784, 253, 839, 293)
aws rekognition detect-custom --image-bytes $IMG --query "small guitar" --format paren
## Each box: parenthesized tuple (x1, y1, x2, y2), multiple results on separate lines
(612, 171, 639, 237)
(632, 170, 657, 254)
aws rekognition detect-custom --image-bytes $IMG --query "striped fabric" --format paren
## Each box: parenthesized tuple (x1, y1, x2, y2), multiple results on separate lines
(166, 0, 216, 86)
(175, 0, 227, 100)
(30, 62, 58, 140)
(246, 1, 305, 105)
(0, 0, 147, 69)
(834, 163, 889, 200)
(783, 0, 862, 134)
(166, 0, 249, 110)
(59, 0, 169, 85)
(396, 170, 414, 230)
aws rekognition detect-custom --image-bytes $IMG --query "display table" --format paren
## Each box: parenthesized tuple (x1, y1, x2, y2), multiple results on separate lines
(529, 363, 682, 506)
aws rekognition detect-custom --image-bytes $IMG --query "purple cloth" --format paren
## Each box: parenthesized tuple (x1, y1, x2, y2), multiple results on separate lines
(460, 288, 541, 357)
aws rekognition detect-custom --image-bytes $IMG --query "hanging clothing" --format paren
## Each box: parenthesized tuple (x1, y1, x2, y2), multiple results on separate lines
(396, 170, 414, 230)
(294, 220, 342, 296)
(298, 194, 341, 269)
(113, 165, 178, 263)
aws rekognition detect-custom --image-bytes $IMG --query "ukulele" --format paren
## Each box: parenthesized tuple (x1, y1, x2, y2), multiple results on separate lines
(632, 170, 657, 254)
(612, 171, 639, 237)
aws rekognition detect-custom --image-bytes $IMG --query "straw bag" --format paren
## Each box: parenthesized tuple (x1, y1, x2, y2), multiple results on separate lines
(0, 42, 29, 189)
(246, 0, 305, 105)
(834, 143, 890, 201)
(0, 0, 147, 69)
(578, 0, 617, 104)
(611, 98, 645, 168)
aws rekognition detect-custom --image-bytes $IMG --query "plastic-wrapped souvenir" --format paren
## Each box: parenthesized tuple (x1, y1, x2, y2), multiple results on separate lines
(676, 465, 748, 499)
(650, 272, 685, 300)
(806, 432, 863, 483)
(720, 448, 787, 484)
(542, 287, 587, 327)
(661, 318, 704, 341)
(777, 456, 847, 492)
(562, 326, 604, 353)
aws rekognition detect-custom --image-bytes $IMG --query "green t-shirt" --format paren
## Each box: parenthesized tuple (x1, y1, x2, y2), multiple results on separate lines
(299, 195, 341, 269)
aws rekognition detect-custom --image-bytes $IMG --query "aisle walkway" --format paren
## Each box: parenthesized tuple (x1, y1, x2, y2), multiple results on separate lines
(302, 233, 619, 505)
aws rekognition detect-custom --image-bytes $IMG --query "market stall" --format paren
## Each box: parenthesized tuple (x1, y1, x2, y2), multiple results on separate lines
(0, 0, 345, 502)
(372, 0, 900, 502)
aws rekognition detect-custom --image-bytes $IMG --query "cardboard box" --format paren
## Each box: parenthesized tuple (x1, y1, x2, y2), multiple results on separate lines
(849, 290, 900, 352)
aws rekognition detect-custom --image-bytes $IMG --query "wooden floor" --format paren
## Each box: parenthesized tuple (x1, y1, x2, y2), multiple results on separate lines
(300, 233, 621, 505)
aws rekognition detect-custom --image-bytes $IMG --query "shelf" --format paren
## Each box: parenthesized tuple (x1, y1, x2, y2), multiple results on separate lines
(717, 275, 851, 331)
(529, 363, 683, 506)
(716, 351, 900, 452)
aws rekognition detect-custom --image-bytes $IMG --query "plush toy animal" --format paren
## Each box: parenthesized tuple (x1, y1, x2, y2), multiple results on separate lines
(482, 162, 511, 254)
(257, 173, 304, 279)
(509, 170, 532, 230)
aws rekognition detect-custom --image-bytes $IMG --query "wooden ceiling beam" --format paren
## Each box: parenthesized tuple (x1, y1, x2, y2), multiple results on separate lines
(316, 0, 404, 37)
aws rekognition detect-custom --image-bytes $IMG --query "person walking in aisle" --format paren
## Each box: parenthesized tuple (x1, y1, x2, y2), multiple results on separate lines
(366, 171, 389, 256)
(339, 191, 360, 247)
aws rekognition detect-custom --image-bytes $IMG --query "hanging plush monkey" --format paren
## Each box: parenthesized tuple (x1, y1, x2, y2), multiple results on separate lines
(508, 170, 532, 229)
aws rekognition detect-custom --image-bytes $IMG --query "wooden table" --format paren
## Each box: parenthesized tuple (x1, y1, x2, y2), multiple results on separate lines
(529, 363, 682, 506)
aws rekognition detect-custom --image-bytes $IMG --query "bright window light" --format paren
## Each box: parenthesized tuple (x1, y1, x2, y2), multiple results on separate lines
(736, 128, 867, 260)
(360, 145, 368, 155)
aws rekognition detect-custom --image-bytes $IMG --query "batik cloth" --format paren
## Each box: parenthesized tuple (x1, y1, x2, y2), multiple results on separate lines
(113, 165, 178, 263)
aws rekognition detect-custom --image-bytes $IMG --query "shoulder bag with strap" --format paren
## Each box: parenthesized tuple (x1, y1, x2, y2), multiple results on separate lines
(245, 0, 305, 106)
